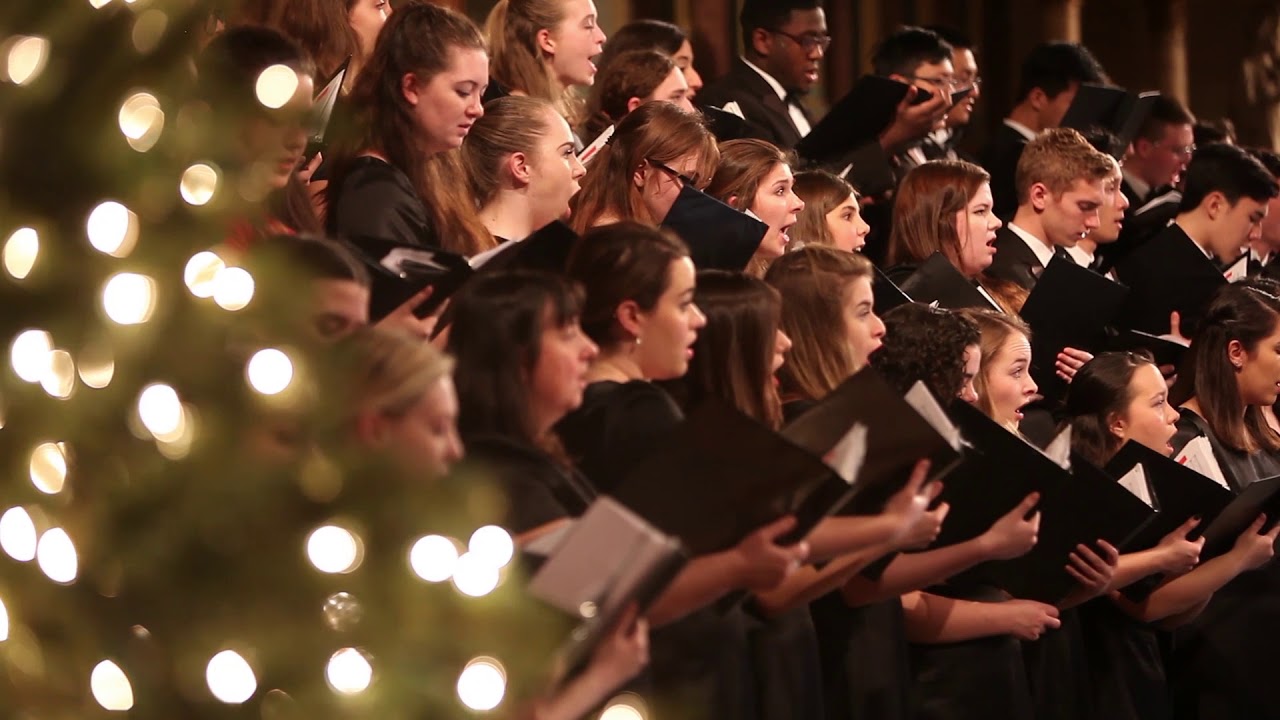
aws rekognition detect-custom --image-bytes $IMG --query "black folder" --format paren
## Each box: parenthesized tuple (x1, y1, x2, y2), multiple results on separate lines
(1197, 476, 1280, 558)
(899, 252, 1002, 311)
(1115, 225, 1226, 337)
(350, 238, 474, 321)
(1107, 328, 1189, 369)
(1019, 256, 1130, 405)
(610, 398, 864, 554)
(873, 265, 914, 314)
(936, 403, 1155, 603)
(781, 369, 964, 514)
(701, 105, 752, 143)
(795, 74, 930, 165)
(661, 185, 768, 272)
(471, 220, 579, 275)
(527, 496, 687, 685)
(1060, 83, 1160, 159)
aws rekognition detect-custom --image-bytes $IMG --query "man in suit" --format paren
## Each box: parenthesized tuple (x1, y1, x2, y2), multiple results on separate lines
(1245, 148, 1280, 280)
(1115, 144, 1278, 336)
(922, 25, 981, 162)
(698, 0, 828, 150)
(981, 43, 1108, 219)
(987, 128, 1113, 292)
(1120, 96, 1196, 210)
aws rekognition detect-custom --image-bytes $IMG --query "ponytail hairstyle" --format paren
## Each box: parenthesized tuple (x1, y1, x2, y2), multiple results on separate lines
(957, 309, 1033, 425)
(570, 102, 718, 232)
(1172, 282, 1280, 452)
(461, 95, 562, 208)
(485, 0, 582, 124)
(327, 2, 493, 255)
(1064, 351, 1158, 467)
(678, 271, 784, 429)
(582, 49, 679, 141)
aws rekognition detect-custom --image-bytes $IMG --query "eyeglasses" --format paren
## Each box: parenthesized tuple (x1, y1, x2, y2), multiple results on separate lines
(768, 28, 832, 53)
(646, 158, 700, 188)
(908, 75, 958, 92)
(954, 75, 983, 91)
(1157, 142, 1197, 158)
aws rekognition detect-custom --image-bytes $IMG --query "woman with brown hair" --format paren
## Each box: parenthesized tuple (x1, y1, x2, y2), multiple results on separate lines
(461, 95, 586, 243)
(595, 18, 704, 98)
(568, 101, 719, 232)
(580, 49, 694, 141)
(236, 0, 389, 89)
(790, 170, 871, 253)
(763, 246, 885, 416)
(485, 0, 606, 127)
(1165, 281, 1280, 719)
(325, 2, 494, 256)
(1062, 351, 1277, 720)
(885, 160, 1019, 310)
(706, 139, 805, 277)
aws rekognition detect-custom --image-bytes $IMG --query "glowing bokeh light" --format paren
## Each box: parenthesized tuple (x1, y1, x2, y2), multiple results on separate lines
(41, 349, 75, 399)
(101, 272, 157, 325)
(206, 650, 257, 704)
(307, 525, 362, 574)
(36, 527, 77, 583)
(117, 92, 164, 152)
(0, 507, 37, 562)
(180, 163, 219, 206)
(212, 267, 254, 311)
(255, 64, 300, 109)
(452, 552, 500, 598)
(10, 329, 53, 383)
(29, 442, 67, 494)
(457, 658, 506, 712)
(409, 535, 459, 583)
(325, 648, 373, 694)
(246, 349, 293, 396)
(468, 526, 515, 570)
(184, 251, 225, 298)
(3, 226, 38, 280)
(87, 201, 139, 257)
(137, 383, 183, 442)
(5, 36, 50, 86)
(91, 660, 135, 711)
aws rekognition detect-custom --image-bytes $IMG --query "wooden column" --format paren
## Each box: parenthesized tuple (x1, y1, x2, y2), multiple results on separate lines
(1147, 0, 1189, 102)
(684, 0, 735, 81)
(824, 0, 858, 99)
(1043, 0, 1083, 42)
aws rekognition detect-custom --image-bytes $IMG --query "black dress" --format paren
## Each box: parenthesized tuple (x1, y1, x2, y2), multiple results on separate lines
(908, 581, 1035, 720)
(461, 434, 594, 534)
(1021, 607, 1093, 720)
(327, 155, 439, 249)
(1080, 595, 1170, 720)
(812, 592, 912, 720)
(558, 380, 760, 720)
(1168, 408, 1280, 720)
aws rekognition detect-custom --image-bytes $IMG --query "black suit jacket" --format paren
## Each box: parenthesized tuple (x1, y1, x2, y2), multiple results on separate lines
(988, 226, 1047, 292)
(1114, 223, 1226, 336)
(981, 123, 1030, 220)
(698, 58, 807, 150)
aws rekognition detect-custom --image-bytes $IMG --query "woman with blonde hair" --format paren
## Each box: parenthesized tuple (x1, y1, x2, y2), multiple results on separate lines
(485, 0, 607, 127)
(581, 49, 694, 141)
(706, 139, 805, 277)
(569, 101, 719, 232)
(790, 170, 871, 253)
(462, 95, 586, 243)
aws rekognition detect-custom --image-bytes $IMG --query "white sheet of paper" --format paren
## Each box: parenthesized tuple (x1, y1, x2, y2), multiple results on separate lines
(1117, 463, 1154, 507)
(1175, 436, 1231, 489)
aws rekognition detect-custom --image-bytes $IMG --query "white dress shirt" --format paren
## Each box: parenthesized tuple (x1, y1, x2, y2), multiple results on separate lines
(741, 57, 812, 137)
(1007, 222, 1057, 268)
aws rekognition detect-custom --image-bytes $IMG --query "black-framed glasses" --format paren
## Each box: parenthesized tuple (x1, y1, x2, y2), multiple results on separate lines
(908, 75, 958, 92)
(646, 157, 700, 188)
(768, 28, 832, 53)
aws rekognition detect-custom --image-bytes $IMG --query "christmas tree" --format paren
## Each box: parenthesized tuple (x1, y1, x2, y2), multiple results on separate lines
(0, 1, 569, 716)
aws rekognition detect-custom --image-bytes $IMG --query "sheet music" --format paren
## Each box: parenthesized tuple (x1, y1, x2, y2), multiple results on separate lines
(825, 423, 868, 484)
(1116, 463, 1154, 507)
(1224, 254, 1249, 283)
(1175, 436, 1231, 489)
(576, 125, 615, 165)
(904, 382, 964, 450)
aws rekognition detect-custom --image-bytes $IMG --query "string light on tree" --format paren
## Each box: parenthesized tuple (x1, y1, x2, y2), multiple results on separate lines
(35, 527, 78, 584)
(117, 92, 163, 152)
(306, 525, 363, 574)
(255, 65, 300, 109)
(183, 251, 225, 298)
(205, 650, 258, 704)
(136, 383, 183, 442)
(0, 596, 8, 642)
(325, 648, 373, 695)
(40, 349, 76, 399)
(456, 658, 507, 712)
(10, 329, 53, 383)
(212, 266, 254, 311)
(246, 348, 293, 396)
(468, 526, 514, 570)
(0, 507, 37, 562)
(180, 163, 219, 206)
(101, 272, 157, 325)
(409, 534, 460, 583)
(87, 201, 139, 257)
(452, 552, 501, 598)
(90, 660, 135, 712)
(2, 227, 38, 280)
(3, 36, 50, 86)
(29, 442, 67, 494)
(78, 344, 115, 389)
